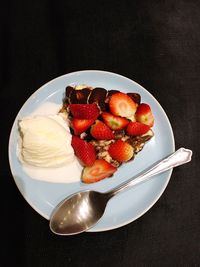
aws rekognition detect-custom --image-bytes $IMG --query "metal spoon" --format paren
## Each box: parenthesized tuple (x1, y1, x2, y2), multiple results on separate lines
(50, 148, 192, 235)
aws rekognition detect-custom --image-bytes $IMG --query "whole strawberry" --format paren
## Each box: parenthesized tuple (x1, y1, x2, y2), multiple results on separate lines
(135, 103, 154, 127)
(108, 140, 134, 162)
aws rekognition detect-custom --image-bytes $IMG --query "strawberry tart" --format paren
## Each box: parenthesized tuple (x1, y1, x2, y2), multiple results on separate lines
(60, 85, 154, 183)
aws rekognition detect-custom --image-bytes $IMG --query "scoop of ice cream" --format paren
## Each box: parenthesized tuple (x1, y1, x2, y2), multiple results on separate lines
(18, 115, 74, 167)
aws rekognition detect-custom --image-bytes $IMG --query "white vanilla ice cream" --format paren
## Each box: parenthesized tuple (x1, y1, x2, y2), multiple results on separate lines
(18, 114, 74, 168)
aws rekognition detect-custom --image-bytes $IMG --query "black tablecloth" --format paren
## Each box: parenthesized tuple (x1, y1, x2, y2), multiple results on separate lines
(1, 1, 199, 266)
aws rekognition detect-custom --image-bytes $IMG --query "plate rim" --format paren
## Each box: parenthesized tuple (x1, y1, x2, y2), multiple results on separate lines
(8, 70, 175, 232)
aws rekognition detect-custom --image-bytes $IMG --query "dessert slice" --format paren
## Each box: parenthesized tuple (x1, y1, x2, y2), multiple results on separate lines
(60, 85, 154, 183)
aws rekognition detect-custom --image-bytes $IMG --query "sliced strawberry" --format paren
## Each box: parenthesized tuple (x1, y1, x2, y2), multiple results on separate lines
(102, 112, 129, 130)
(108, 140, 133, 162)
(135, 103, 154, 127)
(71, 136, 96, 166)
(82, 159, 117, 183)
(71, 118, 95, 135)
(109, 92, 137, 119)
(126, 121, 150, 136)
(69, 103, 100, 119)
(90, 120, 114, 140)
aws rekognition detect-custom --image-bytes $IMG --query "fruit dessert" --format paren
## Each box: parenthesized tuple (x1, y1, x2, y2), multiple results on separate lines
(60, 85, 154, 183)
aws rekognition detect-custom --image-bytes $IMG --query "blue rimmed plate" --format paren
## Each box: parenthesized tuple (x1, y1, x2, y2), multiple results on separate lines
(9, 70, 175, 232)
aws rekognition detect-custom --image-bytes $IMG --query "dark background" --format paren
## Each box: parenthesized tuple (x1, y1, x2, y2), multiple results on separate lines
(1, 0, 199, 266)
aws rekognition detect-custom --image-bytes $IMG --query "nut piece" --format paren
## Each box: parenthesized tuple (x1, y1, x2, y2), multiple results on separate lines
(75, 84, 89, 90)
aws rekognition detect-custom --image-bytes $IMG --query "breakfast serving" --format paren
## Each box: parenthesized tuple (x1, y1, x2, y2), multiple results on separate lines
(18, 84, 154, 184)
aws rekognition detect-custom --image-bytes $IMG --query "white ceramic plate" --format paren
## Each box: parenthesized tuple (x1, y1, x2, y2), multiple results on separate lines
(9, 70, 175, 232)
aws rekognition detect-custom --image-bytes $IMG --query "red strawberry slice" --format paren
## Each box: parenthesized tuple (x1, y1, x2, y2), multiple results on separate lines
(109, 92, 137, 119)
(108, 140, 133, 162)
(90, 120, 114, 140)
(102, 112, 129, 130)
(82, 159, 117, 183)
(135, 103, 154, 127)
(71, 136, 96, 166)
(71, 118, 95, 135)
(126, 121, 150, 136)
(69, 103, 100, 119)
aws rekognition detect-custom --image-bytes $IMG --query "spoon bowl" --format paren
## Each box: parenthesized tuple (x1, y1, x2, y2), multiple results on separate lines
(50, 191, 109, 235)
(50, 148, 192, 235)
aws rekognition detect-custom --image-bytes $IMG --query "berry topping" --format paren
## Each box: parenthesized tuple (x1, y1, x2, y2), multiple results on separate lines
(62, 85, 155, 183)
(82, 159, 117, 183)
(108, 140, 134, 162)
(135, 103, 154, 127)
(69, 103, 100, 119)
(126, 122, 150, 136)
(102, 112, 129, 130)
(109, 92, 137, 119)
(71, 118, 95, 135)
(90, 120, 114, 140)
(71, 136, 96, 166)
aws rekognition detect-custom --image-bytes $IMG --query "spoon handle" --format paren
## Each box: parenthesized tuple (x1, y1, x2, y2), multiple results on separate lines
(106, 148, 192, 198)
